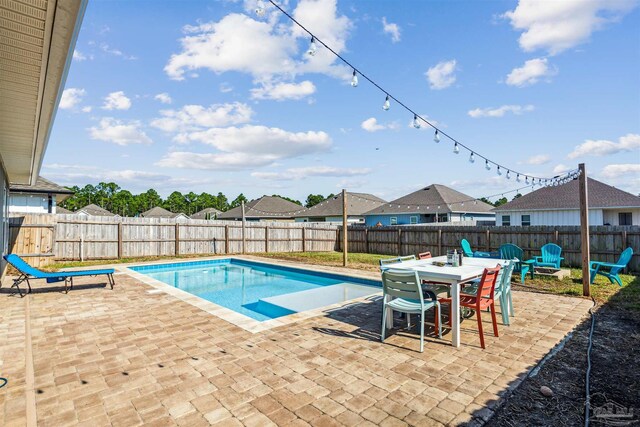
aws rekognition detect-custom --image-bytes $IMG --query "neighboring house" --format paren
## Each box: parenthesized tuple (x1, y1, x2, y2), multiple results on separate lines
(191, 207, 222, 220)
(76, 204, 119, 218)
(9, 177, 74, 214)
(56, 207, 72, 214)
(0, 0, 85, 274)
(218, 196, 303, 222)
(294, 192, 387, 223)
(364, 184, 495, 226)
(494, 178, 640, 226)
(141, 206, 190, 221)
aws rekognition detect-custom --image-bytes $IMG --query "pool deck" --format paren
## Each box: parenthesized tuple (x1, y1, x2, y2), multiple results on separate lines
(0, 256, 592, 426)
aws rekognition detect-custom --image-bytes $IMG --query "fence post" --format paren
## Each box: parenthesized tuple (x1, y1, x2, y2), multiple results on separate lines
(397, 228, 402, 255)
(117, 222, 123, 259)
(342, 189, 348, 266)
(364, 228, 369, 254)
(554, 229, 559, 242)
(224, 225, 229, 254)
(265, 226, 269, 253)
(578, 163, 591, 296)
(485, 229, 491, 251)
(437, 229, 442, 256)
(301, 227, 306, 252)
(175, 223, 180, 256)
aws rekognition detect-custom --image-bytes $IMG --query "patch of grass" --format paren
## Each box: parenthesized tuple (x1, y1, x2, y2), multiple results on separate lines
(46, 253, 220, 270)
(254, 251, 388, 272)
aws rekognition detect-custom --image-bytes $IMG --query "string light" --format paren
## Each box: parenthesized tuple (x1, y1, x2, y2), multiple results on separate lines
(255, 1, 266, 17)
(469, 152, 475, 163)
(351, 69, 358, 87)
(506, 170, 511, 179)
(497, 166, 502, 176)
(261, 0, 580, 187)
(485, 160, 491, 171)
(413, 114, 421, 129)
(453, 142, 460, 154)
(383, 95, 390, 111)
(516, 174, 520, 182)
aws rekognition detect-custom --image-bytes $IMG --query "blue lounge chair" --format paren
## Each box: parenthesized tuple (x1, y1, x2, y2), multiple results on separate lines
(530, 243, 564, 269)
(499, 243, 531, 284)
(3, 254, 115, 297)
(590, 247, 633, 287)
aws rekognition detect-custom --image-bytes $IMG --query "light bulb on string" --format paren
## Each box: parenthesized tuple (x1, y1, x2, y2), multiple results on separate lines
(525, 176, 530, 185)
(453, 142, 460, 154)
(382, 95, 390, 111)
(434, 130, 440, 143)
(351, 70, 358, 87)
(254, 0, 266, 17)
(412, 114, 421, 129)
(506, 170, 511, 179)
(516, 174, 521, 182)
(497, 166, 502, 176)
(307, 37, 317, 56)
(469, 152, 475, 163)
(485, 160, 491, 171)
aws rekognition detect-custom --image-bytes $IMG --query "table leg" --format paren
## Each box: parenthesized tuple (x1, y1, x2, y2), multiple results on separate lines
(451, 282, 460, 347)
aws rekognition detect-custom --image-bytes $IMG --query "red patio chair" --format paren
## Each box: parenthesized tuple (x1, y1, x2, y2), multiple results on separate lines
(418, 251, 432, 259)
(439, 265, 501, 349)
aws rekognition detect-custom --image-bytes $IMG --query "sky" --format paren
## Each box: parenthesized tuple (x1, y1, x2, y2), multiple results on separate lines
(45, 0, 640, 202)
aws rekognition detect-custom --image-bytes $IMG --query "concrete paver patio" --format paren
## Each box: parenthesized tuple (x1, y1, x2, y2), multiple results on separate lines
(0, 258, 592, 426)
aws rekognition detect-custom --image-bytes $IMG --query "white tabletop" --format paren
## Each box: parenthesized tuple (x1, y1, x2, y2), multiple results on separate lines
(386, 256, 504, 282)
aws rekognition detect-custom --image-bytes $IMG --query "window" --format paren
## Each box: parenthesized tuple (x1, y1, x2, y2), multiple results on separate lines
(410, 216, 418, 224)
(619, 212, 632, 226)
(501, 215, 511, 226)
(390, 217, 398, 225)
(521, 214, 531, 226)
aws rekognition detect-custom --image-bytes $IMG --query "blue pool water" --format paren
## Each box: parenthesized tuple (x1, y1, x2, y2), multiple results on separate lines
(130, 259, 380, 321)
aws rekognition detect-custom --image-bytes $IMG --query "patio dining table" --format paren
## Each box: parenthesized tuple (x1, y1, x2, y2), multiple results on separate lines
(384, 255, 506, 347)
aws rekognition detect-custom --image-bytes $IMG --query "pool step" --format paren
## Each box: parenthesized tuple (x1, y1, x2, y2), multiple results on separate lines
(259, 283, 379, 314)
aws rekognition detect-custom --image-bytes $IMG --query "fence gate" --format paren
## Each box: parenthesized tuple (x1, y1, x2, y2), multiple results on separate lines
(8, 214, 56, 268)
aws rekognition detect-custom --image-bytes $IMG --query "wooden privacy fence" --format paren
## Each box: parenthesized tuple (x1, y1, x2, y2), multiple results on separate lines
(8, 214, 639, 272)
(8, 214, 339, 267)
(341, 225, 640, 273)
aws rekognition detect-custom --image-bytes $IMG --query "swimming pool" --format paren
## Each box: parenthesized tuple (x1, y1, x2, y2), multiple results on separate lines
(130, 259, 381, 321)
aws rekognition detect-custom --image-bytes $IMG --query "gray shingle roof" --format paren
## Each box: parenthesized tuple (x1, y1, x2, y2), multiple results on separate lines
(218, 196, 303, 219)
(9, 176, 73, 195)
(494, 177, 640, 211)
(78, 204, 117, 217)
(141, 206, 187, 219)
(364, 184, 494, 215)
(56, 207, 72, 214)
(191, 207, 222, 220)
(293, 192, 386, 218)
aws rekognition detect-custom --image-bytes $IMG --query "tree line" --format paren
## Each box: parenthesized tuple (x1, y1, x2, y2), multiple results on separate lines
(59, 183, 336, 217)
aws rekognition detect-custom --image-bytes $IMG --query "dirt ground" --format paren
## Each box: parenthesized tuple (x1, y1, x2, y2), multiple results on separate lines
(486, 287, 640, 427)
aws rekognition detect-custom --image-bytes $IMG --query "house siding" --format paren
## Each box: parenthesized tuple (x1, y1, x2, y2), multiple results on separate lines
(365, 214, 438, 226)
(9, 192, 57, 214)
(602, 208, 640, 225)
(495, 209, 604, 226)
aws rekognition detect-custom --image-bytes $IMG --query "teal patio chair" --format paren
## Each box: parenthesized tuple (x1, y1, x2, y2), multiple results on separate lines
(590, 247, 633, 287)
(530, 243, 564, 269)
(463, 260, 516, 326)
(461, 239, 474, 257)
(379, 257, 401, 270)
(462, 238, 500, 258)
(398, 255, 416, 262)
(499, 243, 530, 284)
(381, 269, 442, 352)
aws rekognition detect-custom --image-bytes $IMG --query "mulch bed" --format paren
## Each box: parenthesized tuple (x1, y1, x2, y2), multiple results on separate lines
(486, 300, 640, 426)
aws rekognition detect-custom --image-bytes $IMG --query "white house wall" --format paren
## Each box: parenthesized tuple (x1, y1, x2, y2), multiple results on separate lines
(603, 208, 640, 225)
(9, 193, 56, 214)
(496, 209, 604, 226)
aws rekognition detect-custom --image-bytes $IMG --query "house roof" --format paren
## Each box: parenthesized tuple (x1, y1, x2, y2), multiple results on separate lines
(293, 192, 387, 218)
(56, 207, 72, 214)
(364, 184, 495, 215)
(141, 206, 187, 219)
(218, 196, 303, 219)
(78, 204, 117, 217)
(494, 177, 640, 211)
(0, 0, 86, 185)
(10, 177, 74, 195)
(191, 207, 222, 220)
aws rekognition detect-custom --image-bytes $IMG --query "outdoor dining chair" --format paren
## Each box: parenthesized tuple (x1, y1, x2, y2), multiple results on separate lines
(590, 247, 633, 287)
(418, 251, 432, 259)
(381, 269, 442, 353)
(499, 243, 530, 283)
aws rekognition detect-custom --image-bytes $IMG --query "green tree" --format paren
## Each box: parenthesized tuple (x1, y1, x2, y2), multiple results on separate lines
(112, 190, 135, 216)
(494, 197, 508, 207)
(230, 193, 248, 208)
(512, 193, 522, 200)
(305, 194, 326, 208)
(214, 192, 229, 211)
(164, 191, 187, 213)
(135, 189, 163, 214)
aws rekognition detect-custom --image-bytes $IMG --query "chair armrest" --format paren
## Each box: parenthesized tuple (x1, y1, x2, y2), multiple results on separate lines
(534, 256, 543, 262)
(592, 262, 626, 269)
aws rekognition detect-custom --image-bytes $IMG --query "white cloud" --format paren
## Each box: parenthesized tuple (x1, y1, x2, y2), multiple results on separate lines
(406, 114, 439, 130)
(468, 104, 535, 118)
(568, 133, 640, 158)
(425, 60, 457, 90)
(252, 166, 371, 180)
(506, 57, 556, 87)
(157, 125, 331, 170)
(553, 164, 571, 174)
(382, 17, 401, 43)
(73, 50, 87, 61)
(220, 83, 234, 93)
(361, 117, 398, 132)
(59, 88, 86, 109)
(165, 0, 351, 82)
(250, 80, 316, 101)
(154, 93, 172, 104)
(151, 102, 253, 133)
(600, 163, 640, 179)
(524, 154, 551, 165)
(81, 106, 92, 113)
(100, 43, 137, 60)
(89, 118, 152, 146)
(503, 0, 637, 55)
(102, 91, 132, 110)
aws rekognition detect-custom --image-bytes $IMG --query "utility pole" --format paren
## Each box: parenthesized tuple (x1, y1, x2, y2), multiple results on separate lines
(342, 189, 348, 266)
(578, 163, 590, 296)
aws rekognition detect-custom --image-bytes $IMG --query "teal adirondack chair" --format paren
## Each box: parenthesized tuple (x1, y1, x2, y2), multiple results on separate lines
(499, 243, 530, 284)
(531, 243, 564, 269)
(590, 247, 633, 287)
(461, 239, 474, 257)
(461, 239, 499, 258)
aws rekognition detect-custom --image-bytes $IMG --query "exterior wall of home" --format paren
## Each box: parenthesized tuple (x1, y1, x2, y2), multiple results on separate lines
(9, 192, 56, 214)
(0, 167, 8, 275)
(295, 216, 365, 223)
(449, 212, 496, 222)
(602, 208, 640, 226)
(364, 213, 448, 226)
(495, 209, 604, 226)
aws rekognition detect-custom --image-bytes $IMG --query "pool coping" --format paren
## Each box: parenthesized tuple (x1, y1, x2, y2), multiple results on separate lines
(119, 255, 383, 333)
